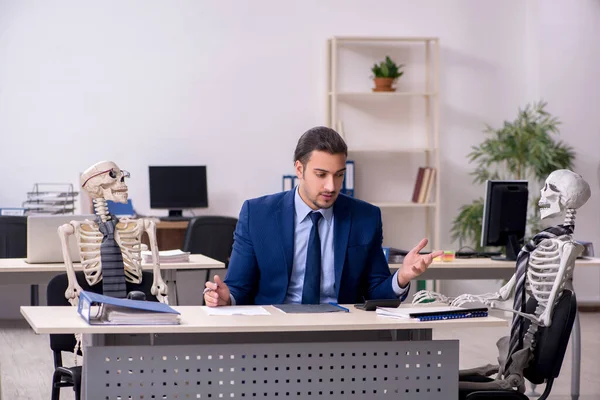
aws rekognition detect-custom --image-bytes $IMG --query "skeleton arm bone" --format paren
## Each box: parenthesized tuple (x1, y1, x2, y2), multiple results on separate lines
(451, 274, 517, 307)
(143, 219, 168, 304)
(57, 223, 83, 306)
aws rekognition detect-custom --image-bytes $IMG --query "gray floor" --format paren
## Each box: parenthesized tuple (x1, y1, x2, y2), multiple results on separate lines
(1, 311, 599, 400)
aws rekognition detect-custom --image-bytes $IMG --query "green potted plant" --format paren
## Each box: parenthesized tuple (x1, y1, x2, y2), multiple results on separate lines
(451, 100, 576, 250)
(371, 56, 404, 92)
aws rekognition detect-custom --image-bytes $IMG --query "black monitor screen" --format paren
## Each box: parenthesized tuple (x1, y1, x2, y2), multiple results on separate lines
(481, 180, 528, 261)
(149, 166, 208, 214)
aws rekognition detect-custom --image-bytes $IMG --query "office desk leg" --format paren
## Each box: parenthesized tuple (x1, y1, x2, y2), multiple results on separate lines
(571, 310, 581, 400)
(30, 284, 39, 306)
(164, 270, 178, 305)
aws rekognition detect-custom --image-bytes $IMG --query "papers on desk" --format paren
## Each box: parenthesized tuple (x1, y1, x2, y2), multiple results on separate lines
(142, 249, 190, 263)
(77, 291, 181, 325)
(202, 306, 271, 316)
(376, 306, 488, 321)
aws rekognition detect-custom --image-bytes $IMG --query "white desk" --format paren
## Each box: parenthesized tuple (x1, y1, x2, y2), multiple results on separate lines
(390, 256, 600, 280)
(0, 254, 224, 305)
(21, 305, 506, 400)
(392, 256, 600, 400)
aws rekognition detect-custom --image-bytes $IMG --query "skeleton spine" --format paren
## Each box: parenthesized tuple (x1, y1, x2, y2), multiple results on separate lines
(564, 209, 576, 226)
(93, 198, 110, 222)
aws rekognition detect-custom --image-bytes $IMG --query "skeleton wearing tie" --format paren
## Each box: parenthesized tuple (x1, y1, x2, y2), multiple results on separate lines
(413, 169, 591, 393)
(58, 161, 168, 307)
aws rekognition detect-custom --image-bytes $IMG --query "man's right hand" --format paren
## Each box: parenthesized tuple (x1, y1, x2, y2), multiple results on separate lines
(204, 275, 232, 307)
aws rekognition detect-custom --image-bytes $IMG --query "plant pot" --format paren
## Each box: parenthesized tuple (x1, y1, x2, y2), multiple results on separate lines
(372, 77, 396, 92)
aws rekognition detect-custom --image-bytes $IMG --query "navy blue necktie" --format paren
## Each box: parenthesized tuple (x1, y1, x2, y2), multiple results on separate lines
(97, 216, 128, 298)
(302, 211, 323, 304)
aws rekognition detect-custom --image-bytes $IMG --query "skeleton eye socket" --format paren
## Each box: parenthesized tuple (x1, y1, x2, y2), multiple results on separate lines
(109, 169, 117, 179)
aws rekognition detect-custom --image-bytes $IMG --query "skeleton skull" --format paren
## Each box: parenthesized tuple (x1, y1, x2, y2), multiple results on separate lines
(80, 161, 130, 203)
(538, 169, 591, 219)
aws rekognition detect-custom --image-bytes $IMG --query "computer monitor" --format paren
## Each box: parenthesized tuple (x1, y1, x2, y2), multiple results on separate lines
(149, 166, 208, 217)
(481, 180, 528, 261)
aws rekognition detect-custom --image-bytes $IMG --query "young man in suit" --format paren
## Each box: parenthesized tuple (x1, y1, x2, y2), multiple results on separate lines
(204, 126, 442, 306)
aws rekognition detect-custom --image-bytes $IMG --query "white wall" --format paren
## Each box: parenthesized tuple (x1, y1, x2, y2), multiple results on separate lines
(527, 0, 600, 304)
(0, 0, 598, 315)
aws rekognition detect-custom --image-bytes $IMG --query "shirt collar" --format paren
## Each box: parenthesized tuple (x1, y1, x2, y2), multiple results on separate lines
(294, 186, 334, 225)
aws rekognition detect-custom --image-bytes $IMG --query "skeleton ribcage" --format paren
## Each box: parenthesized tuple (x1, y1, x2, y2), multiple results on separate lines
(525, 237, 569, 306)
(73, 219, 145, 287)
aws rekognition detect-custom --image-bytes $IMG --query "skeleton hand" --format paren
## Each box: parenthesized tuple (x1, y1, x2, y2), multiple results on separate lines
(451, 292, 501, 307)
(151, 276, 169, 304)
(65, 283, 84, 307)
(412, 290, 452, 305)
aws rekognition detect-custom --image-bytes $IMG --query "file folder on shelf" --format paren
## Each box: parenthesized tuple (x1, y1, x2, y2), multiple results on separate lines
(282, 175, 293, 191)
(341, 160, 355, 197)
(77, 290, 180, 325)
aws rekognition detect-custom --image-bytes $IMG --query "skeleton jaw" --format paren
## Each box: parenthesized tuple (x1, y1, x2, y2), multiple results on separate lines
(103, 186, 128, 203)
(538, 199, 561, 219)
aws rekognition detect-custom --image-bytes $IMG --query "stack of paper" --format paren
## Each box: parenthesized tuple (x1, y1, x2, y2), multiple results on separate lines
(142, 249, 190, 264)
(103, 306, 181, 325)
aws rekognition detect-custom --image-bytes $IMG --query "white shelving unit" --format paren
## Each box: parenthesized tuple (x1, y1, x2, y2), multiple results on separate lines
(326, 36, 440, 250)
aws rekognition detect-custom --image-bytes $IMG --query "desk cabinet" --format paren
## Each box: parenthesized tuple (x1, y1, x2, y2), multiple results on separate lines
(142, 220, 189, 250)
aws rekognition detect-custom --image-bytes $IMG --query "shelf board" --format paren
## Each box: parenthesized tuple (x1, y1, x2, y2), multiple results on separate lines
(348, 147, 436, 154)
(370, 202, 436, 208)
(332, 36, 439, 43)
(331, 92, 436, 98)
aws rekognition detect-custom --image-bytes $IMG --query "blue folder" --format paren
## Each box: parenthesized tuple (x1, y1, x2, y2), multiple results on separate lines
(77, 290, 180, 325)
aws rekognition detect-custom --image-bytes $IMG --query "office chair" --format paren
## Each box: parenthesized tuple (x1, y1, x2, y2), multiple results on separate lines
(46, 271, 159, 400)
(0, 216, 35, 304)
(182, 215, 237, 267)
(462, 289, 577, 400)
(0, 216, 27, 258)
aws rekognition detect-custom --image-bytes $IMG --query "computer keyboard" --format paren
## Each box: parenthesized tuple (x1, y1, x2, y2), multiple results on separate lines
(455, 251, 502, 259)
(159, 216, 192, 222)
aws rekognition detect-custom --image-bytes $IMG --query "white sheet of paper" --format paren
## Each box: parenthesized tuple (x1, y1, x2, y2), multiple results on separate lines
(202, 306, 271, 316)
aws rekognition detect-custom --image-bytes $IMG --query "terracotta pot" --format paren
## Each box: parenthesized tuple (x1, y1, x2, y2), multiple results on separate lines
(373, 77, 396, 92)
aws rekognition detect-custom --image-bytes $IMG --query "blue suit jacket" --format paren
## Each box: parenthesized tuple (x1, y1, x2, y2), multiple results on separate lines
(225, 190, 407, 305)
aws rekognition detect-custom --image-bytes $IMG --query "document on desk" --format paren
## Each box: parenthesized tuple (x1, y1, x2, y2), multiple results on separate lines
(376, 306, 488, 321)
(77, 291, 181, 325)
(202, 306, 271, 316)
(273, 303, 350, 314)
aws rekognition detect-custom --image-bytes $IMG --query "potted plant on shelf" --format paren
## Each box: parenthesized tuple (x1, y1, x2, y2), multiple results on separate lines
(451, 100, 576, 251)
(371, 56, 404, 92)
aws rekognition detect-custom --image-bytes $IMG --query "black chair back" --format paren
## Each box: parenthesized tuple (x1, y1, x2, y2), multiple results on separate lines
(0, 216, 27, 258)
(523, 289, 577, 385)
(182, 216, 238, 265)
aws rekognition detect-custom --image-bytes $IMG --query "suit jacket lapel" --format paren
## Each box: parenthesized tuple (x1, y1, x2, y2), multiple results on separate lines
(276, 190, 295, 282)
(333, 195, 351, 299)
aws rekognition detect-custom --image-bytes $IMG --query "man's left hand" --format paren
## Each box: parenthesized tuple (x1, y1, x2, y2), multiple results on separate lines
(397, 238, 443, 288)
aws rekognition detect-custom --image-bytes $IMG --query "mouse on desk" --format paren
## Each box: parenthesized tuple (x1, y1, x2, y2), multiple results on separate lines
(127, 291, 146, 301)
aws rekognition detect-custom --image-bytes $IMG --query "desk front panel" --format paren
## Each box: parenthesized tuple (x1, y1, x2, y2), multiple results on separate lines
(86, 337, 459, 400)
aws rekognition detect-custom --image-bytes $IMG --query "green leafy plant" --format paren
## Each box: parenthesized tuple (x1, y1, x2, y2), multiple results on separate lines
(451, 100, 576, 250)
(371, 56, 404, 79)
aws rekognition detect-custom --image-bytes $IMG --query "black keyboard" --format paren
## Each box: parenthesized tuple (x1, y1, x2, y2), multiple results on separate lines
(159, 216, 191, 222)
(455, 251, 502, 259)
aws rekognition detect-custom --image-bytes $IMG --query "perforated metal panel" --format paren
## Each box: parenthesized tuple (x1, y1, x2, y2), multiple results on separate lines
(85, 340, 458, 399)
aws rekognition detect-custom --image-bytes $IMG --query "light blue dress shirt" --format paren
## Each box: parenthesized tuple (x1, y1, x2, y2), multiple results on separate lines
(285, 187, 408, 303)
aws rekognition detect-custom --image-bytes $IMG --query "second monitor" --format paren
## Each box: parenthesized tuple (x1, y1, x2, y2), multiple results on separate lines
(149, 166, 208, 217)
(481, 180, 529, 261)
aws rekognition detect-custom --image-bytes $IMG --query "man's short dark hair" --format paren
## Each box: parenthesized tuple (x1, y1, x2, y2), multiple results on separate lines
(294, 126, 348, 166)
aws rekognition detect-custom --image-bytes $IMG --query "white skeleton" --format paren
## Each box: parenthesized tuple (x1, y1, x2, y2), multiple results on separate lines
(413, 169, 591, 392)
(58, 161, 168, 307)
